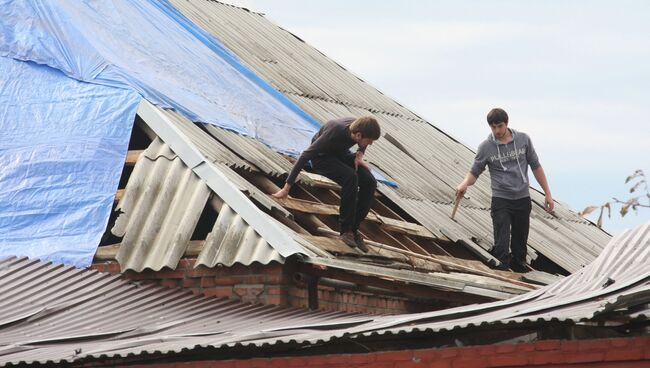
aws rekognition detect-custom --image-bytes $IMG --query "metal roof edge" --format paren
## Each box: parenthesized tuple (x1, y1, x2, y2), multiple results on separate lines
(136, 99, 305, 258)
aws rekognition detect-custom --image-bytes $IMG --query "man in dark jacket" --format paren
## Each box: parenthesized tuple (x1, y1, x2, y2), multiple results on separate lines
(273, 116, 381, 252)
(455, 108, 553, 272)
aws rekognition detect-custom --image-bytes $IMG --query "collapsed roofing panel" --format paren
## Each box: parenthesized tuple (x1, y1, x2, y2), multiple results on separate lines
(2, 221, 649, 366)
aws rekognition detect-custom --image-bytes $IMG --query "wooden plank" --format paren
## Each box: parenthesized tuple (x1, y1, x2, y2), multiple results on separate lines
(125, 150, 144, 166)
(275, 197, 338, 216)
(114, 189, 124, 202)
(377, 215, 436, 239)
(277, 197, 436, 239)
(300, 172, 340, 190)
(94, 240, 204, 262)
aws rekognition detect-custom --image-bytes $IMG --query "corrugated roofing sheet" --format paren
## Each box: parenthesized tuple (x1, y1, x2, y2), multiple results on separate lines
(113, 137, 211, 272)
(2, 221, 648, 365)
(168, 0, 611, 273)
(0, 256, 372, 366)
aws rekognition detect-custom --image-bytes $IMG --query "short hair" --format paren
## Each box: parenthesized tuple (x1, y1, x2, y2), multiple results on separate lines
(350, 116, 381, 139)
(487, 108, 509, 126)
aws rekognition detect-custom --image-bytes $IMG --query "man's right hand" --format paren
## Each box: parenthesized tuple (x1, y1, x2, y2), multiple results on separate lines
(455, 182, 467, 201)
(272, 183, 291, 199)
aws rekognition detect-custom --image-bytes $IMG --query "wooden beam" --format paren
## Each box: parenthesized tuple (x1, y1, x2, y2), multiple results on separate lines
(115, 189, 124, 203)
(94, 240, 204, 261)
(125, 150, 144, 166)
(276, 196, 437, 239)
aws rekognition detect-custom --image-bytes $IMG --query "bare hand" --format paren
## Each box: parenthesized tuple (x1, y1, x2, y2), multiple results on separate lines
(455, 183, 467, 201)
(354, 151, 364, 170)
(544, 194, 554, 213)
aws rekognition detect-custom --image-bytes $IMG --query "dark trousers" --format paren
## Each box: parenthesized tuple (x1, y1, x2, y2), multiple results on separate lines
(311, 154, 377, 234)
(490, 196, 531, 266)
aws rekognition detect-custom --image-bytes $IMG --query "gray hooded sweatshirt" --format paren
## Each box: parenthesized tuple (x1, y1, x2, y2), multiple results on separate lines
(470, 129, 540, 200)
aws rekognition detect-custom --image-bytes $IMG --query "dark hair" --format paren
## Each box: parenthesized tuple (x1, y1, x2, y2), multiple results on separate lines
(350, 116, 381, 140)
(487, 108, 509, 125)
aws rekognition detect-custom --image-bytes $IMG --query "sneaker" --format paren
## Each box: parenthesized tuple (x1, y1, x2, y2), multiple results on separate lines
(340, 231, 357, 249)
(354, 231, 369, 253)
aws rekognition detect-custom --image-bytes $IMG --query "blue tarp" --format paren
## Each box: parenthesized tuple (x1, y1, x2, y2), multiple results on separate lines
(0, 0, 320, 156)
(0, 56, 140, 267)
(0, 0, 395, 267)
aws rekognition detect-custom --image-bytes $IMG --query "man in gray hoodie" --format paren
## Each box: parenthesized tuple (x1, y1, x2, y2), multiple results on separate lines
(455, 108, 554, 272)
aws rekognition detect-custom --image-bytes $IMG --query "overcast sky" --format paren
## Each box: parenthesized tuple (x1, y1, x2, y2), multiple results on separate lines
(228, 0, 650, 234)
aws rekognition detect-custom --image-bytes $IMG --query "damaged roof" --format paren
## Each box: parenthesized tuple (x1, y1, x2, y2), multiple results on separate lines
(96, 0, 609, 303)
(2, 221, 649, 366)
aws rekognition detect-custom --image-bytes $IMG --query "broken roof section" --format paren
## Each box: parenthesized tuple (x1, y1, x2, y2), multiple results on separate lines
(92, 0, 612, 302)
(106, 100, 530, 302)
(1, 221, 648, 366)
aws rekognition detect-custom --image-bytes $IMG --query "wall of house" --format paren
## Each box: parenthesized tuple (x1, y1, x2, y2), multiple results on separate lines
(90, 258, 431, 315)
(105, 336, 650, 368)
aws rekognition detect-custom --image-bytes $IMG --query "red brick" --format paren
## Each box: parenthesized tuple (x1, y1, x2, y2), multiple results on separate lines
(203, 287, 233, 298)
(605, 348, 644, 361)
(160, 279, 181, 289)
(633, 337, 650, 347)
(451, 357, 487, 368)
(535, 340, 561, 351)
(378, 350, 413, 361)
(611, 338, 631, 348)
(395, 361, 425, 367)
(201, 276, 216, 288)
(528, 351, 565, 365)
(413, 349, 440, 362)
(427, 361, 452, 368)
(516, 342, 535, 352)
(182, 278, 201, 288)
(266, 286, 284, 295)
(324, 354, 351, 364)
(439, 348, 459, 359)
(268, 357, 292, 367)
(186, 266, 217, 277)
(487, 353, 528, 366)
(214, 276, 244, 286)
(358, 363, 392, 368)
(265, 295, 283, 305)
(495, 344, 517, 353)
(560, 340, 578, 352)
(578, 338, 610, 351)
(565, 351, 605, 364)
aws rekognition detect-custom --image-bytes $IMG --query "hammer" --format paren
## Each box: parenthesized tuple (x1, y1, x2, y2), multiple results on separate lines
(451, 193, 462, 220)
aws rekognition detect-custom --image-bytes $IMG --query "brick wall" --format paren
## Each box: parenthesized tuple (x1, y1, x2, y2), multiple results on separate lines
(90, 259, 432, 314)
(289, 283, 431, 314)
(116, 336, 650, 368)
(91, 260, 291, 305)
